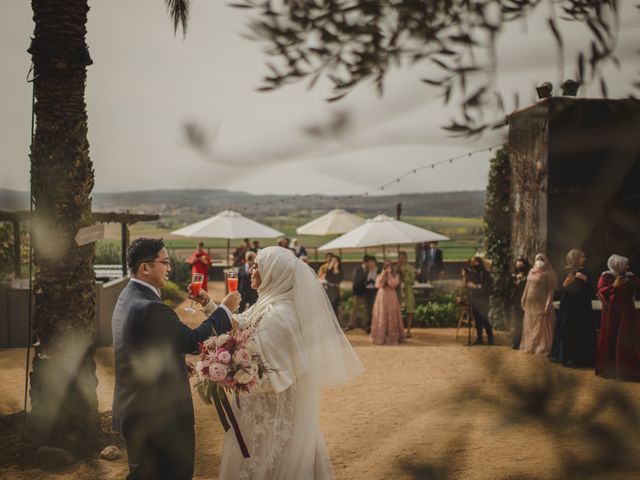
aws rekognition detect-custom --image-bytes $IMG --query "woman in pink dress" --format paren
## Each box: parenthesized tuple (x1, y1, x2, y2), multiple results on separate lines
(596, 254, 640, 380)
(371, 261, 405, 345)
(520, 253, 558, 355)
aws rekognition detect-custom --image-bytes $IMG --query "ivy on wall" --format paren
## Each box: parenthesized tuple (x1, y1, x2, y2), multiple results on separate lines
(484, 147, 513, 330)
(0, 223, 13, 281)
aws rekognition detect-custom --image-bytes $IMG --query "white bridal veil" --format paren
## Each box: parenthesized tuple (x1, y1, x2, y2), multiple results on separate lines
(239, 246, 364, 389)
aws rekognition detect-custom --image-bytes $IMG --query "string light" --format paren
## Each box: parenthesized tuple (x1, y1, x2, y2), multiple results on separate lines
(235, 143, 506, 212)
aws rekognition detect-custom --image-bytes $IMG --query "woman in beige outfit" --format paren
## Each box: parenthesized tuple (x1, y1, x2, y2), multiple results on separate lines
(520, 253, 558, 355)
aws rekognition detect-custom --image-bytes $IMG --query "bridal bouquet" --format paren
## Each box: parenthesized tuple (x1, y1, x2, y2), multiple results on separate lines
(192, 326, 266, 458)
(194, 326, 266, 402)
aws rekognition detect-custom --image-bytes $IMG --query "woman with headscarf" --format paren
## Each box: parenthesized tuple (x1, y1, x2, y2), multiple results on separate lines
(511, 257, 531, 349)
(370, 261, 405, 345)
(596, 254, 640, 380)
(549, 249, 595, 366)
(218, 247, 363, 479)
(520, 253, 558, 355)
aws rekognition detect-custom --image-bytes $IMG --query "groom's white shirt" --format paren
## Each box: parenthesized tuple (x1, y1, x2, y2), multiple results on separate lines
(130, 277, 161, 298)
(129, 277, 231, 318)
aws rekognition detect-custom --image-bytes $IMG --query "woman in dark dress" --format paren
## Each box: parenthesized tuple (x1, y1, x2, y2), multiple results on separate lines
(511, 257, 531, 349)
(596, 254, 640, 380)
(549, 249, 595, 367)
(324, 255, 344, 318)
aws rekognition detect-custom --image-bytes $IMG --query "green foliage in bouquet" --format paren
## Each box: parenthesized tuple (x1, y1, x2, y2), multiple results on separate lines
(484, 146, 512, 330)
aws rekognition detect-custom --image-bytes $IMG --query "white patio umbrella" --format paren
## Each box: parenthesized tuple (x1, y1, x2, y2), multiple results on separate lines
(296, 208, 366, 236)
(172, 209, 284, 264)
(318, 214, 449, 254)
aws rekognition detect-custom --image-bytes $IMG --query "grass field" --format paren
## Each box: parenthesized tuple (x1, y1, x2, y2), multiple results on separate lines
(99, 215, 484, 262)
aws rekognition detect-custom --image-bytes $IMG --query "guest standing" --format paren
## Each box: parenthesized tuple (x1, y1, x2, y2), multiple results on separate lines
(317, 252, 334, 280)
(371, 261, 405, 345)
(324, 255, 344, 318)
(186, 242, 211, 292)
(363, 255, 379, 334)
(290, 238, 308, 258)
(464, 256, 495, 346)
(520, 253, 558, 355)
(416, 241, 445, 283)
(511, 257, 531, 349)
(596, 254, 640, 380)
(237, 250, 258, 313)
(549, 249, 595, 367)
(345, 255, 370, 332)
(397, 251, 416, 338)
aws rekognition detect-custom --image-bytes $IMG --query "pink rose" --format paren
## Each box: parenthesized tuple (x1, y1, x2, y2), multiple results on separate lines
(233, 348, 252, 367)
(222, 376, 237, 389)
(209, 363, 228, 382)
(217, 350, 232, 364)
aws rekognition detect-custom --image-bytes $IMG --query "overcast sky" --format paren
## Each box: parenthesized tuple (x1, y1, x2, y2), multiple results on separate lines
(1, 1, 638, 196)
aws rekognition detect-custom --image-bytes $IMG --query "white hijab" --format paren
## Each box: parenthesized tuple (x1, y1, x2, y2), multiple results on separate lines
(604, 254, 633, 277)
(238, 246, 363, 389)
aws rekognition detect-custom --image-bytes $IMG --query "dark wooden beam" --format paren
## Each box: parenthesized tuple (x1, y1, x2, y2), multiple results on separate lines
(13, 220, 21, 278)
(121, 222, 130, 277)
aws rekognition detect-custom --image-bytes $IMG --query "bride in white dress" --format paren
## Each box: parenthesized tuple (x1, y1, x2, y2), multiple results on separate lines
(218, 246, 363, 479)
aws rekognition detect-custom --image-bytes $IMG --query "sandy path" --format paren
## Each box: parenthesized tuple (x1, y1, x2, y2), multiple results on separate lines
(2, 300, 640, 480)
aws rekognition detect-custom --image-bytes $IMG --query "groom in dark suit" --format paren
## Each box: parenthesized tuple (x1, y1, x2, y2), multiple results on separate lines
(112, 238, 240, 480)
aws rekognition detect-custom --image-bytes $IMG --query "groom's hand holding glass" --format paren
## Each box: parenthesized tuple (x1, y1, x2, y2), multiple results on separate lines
(188, 284, 242, 313)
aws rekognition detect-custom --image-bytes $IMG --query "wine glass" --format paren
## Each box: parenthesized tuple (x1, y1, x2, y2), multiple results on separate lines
(185, 272, 204, 314)
(227, 270, 238, 292)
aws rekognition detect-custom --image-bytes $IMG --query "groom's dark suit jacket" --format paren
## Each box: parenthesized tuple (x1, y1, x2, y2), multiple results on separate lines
(111, 281, 232, 433)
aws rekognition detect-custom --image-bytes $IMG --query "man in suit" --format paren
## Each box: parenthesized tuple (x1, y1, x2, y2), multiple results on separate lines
(238, 250, 258, 313)
(344, 255, 370, 332)
(417, 241, 444, 283)
(112, 238, 241, 480)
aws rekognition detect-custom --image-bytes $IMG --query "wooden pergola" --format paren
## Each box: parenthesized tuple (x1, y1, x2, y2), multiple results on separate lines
(0, 210, 159, 278)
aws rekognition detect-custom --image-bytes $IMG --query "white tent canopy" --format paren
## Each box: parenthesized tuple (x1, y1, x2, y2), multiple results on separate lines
(172, 210, 284, 266)
(318, 214, 449, 251)
(296, 208, 366, 236)
(171, 209, 283, 239)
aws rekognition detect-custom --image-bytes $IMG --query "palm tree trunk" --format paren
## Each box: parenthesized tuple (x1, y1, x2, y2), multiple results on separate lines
(28, 0, 99, 455)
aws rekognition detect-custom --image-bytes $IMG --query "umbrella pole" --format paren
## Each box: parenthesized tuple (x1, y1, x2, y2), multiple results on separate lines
(227, 239, 230, 267)
(339, 248, 342, 259)
(383, 245, 386, 261)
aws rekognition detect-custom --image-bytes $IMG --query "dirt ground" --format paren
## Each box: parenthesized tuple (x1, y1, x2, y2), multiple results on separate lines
(2, 296, 640, 480)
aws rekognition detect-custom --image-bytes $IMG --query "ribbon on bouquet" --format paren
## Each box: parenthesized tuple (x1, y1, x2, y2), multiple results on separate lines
(211, 385, 251, 458)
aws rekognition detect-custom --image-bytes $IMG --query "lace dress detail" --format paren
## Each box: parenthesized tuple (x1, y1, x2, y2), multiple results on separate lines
(222, 382, 295, 480)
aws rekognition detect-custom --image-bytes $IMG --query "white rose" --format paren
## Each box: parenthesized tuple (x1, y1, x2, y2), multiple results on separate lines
(233, 348, 252, 367)
(234, 369, 253, 384)
(245, 340, 258, 355)
(214, 334, 230, 348)
(203, 337, 216, 351)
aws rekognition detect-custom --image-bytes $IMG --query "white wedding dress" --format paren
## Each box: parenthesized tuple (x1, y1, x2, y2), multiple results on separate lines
(218, 247, 363, 480)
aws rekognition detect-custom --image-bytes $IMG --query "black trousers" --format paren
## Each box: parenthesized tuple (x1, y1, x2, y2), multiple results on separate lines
(364, 289, 377, 328)
(122, 414, 195, 480)
(472, 306, 494, 342)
